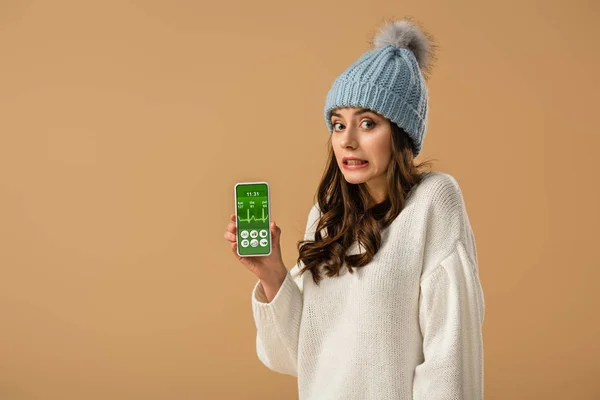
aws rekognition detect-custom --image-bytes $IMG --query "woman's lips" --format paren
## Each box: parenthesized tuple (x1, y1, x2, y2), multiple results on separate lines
(343, 161, 369, 169)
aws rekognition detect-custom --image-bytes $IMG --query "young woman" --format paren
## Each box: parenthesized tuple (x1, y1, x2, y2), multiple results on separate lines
(224, 17, 485, 400)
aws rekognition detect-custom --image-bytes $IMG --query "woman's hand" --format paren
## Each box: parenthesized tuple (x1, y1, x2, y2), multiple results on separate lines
(223, 213, 287, 286)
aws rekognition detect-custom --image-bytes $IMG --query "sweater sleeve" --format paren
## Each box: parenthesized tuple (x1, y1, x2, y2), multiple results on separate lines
(413, 239, 485, 400)
(250, 203, 321, 377)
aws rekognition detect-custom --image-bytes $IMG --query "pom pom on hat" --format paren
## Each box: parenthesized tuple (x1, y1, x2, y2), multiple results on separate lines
(370, 17, 437, 80)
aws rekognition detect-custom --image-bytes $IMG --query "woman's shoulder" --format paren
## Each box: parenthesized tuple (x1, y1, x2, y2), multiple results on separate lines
(415, 171, 478, 271)
(418, 170, 461, 188)
(414, 170, 474, 242)
(409, 171, 472, 233)
(412, 171, 466, 204)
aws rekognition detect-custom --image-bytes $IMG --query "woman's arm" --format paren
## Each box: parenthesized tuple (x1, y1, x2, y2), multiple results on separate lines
(252, 263, 304, 376)
(250, 203, 320, 376)
(413, 239, 485, 399)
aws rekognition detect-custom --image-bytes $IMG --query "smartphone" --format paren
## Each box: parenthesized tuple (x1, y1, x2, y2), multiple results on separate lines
(234, 182, 271, 257)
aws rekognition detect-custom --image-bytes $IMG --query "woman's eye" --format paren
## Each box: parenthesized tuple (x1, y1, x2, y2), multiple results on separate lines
(361, 120, 375, 129)
(332, 120, 374, 131)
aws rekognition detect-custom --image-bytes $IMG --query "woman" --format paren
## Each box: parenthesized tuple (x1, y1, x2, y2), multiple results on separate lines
(223, 17, 485, 400)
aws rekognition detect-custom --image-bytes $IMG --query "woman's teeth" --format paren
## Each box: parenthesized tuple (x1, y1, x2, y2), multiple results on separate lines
(346, 160, 367, 165)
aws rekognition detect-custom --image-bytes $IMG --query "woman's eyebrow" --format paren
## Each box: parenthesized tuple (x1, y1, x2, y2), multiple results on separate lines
(331, 108, 373, 118)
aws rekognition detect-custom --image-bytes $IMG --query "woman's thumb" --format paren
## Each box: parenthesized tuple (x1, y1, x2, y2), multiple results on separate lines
(271, 221, 280, 246)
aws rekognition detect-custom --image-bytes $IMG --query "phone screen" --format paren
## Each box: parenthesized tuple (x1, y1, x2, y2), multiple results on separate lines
(234, 182, 271, 256)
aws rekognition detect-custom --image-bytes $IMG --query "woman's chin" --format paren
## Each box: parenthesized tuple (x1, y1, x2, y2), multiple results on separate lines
(342, 174, 368, 184)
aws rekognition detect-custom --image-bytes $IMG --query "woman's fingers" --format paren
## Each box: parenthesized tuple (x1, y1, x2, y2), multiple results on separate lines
(226, 222, 236, 233)
(231, 242, 241, 259)
(231, 242, 246, 264)
(223, 231, 236, 242)
(224, 216, 237, 253)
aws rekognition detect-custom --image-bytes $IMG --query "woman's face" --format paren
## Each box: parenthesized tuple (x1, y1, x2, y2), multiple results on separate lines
(330, 107, 393, 202)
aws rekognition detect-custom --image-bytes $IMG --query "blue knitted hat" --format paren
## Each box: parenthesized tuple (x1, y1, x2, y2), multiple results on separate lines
(324, 18, 437, 157)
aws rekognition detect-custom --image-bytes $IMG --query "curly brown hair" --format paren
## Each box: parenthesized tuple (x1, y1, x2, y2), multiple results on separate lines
(295, 121, 436, 286)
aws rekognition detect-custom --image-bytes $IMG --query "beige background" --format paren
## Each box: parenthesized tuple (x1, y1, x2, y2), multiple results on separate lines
(1, 0, 599, 399)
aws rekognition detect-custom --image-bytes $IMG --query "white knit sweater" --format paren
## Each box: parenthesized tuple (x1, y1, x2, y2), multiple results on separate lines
(251, 171, 485, 399)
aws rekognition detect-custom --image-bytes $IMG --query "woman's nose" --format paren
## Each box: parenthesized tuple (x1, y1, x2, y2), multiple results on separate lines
(343, 141, 356, 149)
(340, 129, 357, 148)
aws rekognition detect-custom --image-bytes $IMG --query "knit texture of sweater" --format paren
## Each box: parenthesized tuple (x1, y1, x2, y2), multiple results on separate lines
(251, 171, 485, 399)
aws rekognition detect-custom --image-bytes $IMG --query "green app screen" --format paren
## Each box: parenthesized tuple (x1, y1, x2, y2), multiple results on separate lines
(236, 183, 270, 256)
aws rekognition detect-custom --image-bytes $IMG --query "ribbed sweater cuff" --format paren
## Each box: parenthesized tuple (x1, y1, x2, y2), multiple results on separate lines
(251, 270, 303, 326)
